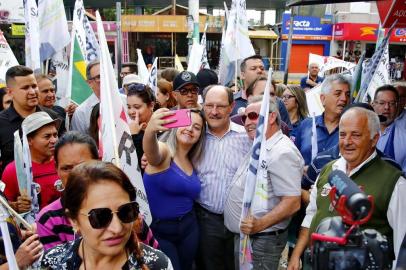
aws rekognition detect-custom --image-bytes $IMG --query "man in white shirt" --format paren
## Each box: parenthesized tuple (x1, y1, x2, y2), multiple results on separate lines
(70, 61, 100, 134)
(287, 107, 406, 270)
(224, 96, 304, 269)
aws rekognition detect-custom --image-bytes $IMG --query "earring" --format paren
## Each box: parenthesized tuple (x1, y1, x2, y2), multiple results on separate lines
(73, 228, 80, 240)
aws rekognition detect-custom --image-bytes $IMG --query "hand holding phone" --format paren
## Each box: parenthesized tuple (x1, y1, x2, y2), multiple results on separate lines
(162, 109, 192, 129)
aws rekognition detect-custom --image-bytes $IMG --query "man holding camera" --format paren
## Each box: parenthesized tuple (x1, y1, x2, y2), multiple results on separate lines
(288, 107, 406, 270)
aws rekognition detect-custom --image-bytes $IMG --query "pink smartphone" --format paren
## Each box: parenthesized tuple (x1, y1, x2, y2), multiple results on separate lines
(162, 109, 192, 129)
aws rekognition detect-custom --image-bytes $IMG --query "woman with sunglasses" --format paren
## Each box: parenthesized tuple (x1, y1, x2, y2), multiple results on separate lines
(127, 84, 157, 173)
(282, 85, 309, 132)
(41, 161, 172, 270)
(36, 132, 159, 251)
(142, 108, 206, 270)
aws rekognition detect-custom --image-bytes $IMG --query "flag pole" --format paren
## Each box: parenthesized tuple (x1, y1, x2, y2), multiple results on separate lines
(234, 1, 238, 90)
(96, 10, 121, 168)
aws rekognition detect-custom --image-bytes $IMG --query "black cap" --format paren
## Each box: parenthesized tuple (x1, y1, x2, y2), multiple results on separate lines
(196, 69, 218, 94)
(173, 71, 200, 91)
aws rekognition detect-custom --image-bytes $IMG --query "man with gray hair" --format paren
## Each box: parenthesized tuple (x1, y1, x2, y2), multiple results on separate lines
(300, 62, 324, 91)
(224, 96, 304, 269)
(71, 60, 100, 134)
(292, 73, 351, 165)
(288, 107, 406, 270)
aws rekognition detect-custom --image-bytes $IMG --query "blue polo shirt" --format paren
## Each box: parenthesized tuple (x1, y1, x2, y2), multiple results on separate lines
(300, 76, 324, 89)
(291, 114, 339, 165)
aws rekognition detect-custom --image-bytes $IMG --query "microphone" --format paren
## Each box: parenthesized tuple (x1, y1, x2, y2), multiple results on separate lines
(328, 170, 372, 221)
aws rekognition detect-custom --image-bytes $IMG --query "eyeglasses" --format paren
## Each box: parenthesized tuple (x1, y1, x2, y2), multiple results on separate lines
(204, 103, 229, 111)
(127, 83, 147, 92)
(176, 87, 199, 96)
(120, 71, 132, 77)
(282, 94, 295, 100)
(88, 74, 101, 81)
(241, 111, 259, 123)
(80, 201, 139, 229)
(374, 100, 397, 108)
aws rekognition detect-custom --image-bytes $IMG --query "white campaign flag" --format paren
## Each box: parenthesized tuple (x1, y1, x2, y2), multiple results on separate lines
(187, 43, 205, 75)
(224, 0, 255, 62)
(175, 54, 184, 72)
(200, 23, 210, 70)
(137, 49, 149, 84)
(0, 31, 19, 86)
(71, 0, 99, 64)
(218, 26, 235, 86)
(53, 49, 70, 107)
(97, 11, 152, 225)
(148, 58, 158, 95)
(305, 84, 324, 117)
(308, 53, 356, 76)
(240, 69, 273, 269)
(38, 0, 70, 61)
(0, 206, 19, 270)
(21, 127, 40, 225)
(365, 43, 390, 102)
(24, 0, 41, 73)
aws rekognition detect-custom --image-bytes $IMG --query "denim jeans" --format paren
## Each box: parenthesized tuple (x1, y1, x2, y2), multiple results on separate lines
(234, 230, 288, 270)
(150, 210, 199, 270)
(195, 205, 235, 270)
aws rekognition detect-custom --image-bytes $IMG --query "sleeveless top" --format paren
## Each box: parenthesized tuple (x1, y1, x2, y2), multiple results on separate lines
(143, 161, 201, 220)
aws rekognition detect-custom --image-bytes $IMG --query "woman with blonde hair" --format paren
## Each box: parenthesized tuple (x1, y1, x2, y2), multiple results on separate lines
(282, 85, 309, 131)
(143, 108, 206, 270)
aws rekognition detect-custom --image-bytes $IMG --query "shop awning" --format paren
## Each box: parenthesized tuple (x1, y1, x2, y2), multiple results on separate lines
(248, 30, 278, 39)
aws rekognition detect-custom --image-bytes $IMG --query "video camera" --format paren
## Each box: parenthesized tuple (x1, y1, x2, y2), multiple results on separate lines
(309, 170, 392, 270)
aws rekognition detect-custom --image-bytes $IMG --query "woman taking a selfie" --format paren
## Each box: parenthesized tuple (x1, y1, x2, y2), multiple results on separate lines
(41, 161, 172, 270)
(143, 108, 206, 270)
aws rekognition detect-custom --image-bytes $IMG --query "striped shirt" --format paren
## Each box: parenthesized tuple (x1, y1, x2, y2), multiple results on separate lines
(36, 198, 159, 250)
(194, 122, 252, 214)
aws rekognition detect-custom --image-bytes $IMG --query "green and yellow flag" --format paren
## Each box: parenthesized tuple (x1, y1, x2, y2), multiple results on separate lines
(71, 36, 92, 104)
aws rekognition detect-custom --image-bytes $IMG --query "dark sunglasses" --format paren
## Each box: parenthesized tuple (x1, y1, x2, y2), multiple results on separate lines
(241, 111, 260, 123)
(177, 87, 199, 96)
(127, 83, 146, 92)
(80, 201, 139, 229)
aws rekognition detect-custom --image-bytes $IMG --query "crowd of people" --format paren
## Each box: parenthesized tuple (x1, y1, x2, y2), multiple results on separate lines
(0, 55, 405, 270)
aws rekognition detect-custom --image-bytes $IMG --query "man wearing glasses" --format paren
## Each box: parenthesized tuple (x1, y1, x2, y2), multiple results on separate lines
(71, 60, 101, 134)
(172, 71, 201, 109)
(194, 85, 252, 270)
(372, 84, 406, 172)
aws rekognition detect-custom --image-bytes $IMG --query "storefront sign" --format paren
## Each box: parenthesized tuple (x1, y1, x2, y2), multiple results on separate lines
(334, 23, 406, 42)
(11, 24, 25, 36)
(377, 0, 406, 28)
(0, 0, 24, 23)
(281, 13, 332, 40)
(122, 15, 223, 33)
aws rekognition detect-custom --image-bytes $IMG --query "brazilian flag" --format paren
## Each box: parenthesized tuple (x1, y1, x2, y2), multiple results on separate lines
(71, 36, 93, 104)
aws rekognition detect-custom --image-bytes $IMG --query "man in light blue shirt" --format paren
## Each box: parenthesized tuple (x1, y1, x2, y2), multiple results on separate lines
(194, 85, 252, 270)
(292, 74, 351, 165)
(373, 84, 406, 172)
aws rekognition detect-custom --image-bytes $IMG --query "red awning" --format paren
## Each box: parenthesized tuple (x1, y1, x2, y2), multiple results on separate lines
(333, 23, 406, 43)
